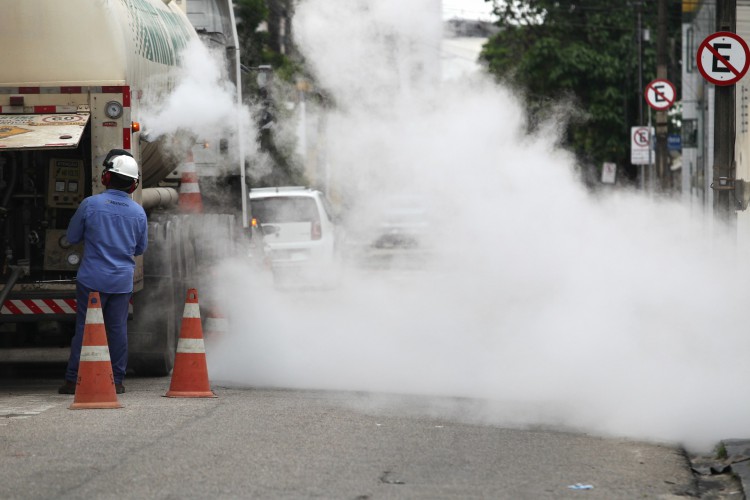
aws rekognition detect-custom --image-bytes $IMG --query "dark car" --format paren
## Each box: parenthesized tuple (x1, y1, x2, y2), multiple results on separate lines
(371, 194, 432, 248)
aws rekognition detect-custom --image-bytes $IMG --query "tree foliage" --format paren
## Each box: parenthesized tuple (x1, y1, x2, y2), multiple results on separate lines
(235, 0, 269, 69)
(234, 0, 305, 186)
(481, 0, 679, 183)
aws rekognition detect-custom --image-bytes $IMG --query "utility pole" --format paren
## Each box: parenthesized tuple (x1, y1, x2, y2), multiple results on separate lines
(636, 1, 647, 190)
(655, 0, 669, 191)
(713, 0, 737, 222)
(633, 1, 649, 190)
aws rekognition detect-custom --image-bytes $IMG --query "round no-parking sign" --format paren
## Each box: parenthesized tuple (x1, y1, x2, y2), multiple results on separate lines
(645, 79, 676, 111)
(697, 31, 750, 86)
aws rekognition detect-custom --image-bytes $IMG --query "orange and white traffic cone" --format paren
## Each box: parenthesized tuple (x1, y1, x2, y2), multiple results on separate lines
(70, 292, 122, 410)
(165, 288, 216, 398)
(178, 149, 203, 213)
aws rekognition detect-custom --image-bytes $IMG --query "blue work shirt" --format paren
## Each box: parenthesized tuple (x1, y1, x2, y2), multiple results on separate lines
(67, 189, 148, 293)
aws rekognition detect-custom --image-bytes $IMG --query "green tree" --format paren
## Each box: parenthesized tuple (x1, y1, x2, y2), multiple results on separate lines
(481, 0, 679, 184)
(234, 0, 306, 186)
(235, 0, 268, 70)
(235, 0, 300, 80)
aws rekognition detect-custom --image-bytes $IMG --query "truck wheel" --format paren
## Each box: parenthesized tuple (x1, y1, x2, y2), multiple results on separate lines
(128, 278, 177, 376)
(127, 216, 179, 377)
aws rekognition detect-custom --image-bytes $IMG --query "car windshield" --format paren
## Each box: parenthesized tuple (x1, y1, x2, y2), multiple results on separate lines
(251, 197, 320, 223)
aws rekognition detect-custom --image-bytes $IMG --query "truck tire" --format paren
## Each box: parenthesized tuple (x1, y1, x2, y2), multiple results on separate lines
(128, 217, 179, 377)
(129, 213, 235, 375)
(182, 212, 235, 308)
(129, 277, 176, 376)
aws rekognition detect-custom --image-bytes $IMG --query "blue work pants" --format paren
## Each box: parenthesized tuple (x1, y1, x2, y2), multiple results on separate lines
(64, 283, 131, 385)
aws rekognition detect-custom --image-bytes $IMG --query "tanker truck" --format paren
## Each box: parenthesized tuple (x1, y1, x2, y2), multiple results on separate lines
(0, 0, 246, 375)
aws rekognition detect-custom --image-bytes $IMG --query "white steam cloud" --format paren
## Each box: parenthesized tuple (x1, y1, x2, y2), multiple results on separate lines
(205, 0, 750, 453)
(139, 38, 255, 169)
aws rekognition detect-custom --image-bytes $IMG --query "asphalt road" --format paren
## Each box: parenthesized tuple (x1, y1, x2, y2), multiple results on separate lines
(1, 373, 700, 500)
(0, 249, 745, 499)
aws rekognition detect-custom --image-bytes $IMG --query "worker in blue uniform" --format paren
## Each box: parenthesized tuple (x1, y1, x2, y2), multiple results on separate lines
(58, 149, 148, 395)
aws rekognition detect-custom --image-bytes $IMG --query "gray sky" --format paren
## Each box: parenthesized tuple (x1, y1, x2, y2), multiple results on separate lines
(443, 0, 496, 20)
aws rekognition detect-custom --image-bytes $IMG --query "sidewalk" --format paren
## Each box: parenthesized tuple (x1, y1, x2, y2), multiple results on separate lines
(724, 440, 750, 496)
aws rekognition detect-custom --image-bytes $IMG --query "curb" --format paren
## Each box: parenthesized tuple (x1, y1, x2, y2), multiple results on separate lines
(722, 439, 750, 496)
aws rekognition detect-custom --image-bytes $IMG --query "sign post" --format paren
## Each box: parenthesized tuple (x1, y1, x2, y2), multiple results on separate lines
(601, 162, 617, 184)
(631, 125, 654, 191)
(631, 126, 653, 166)
(697, 31, 750, 219)
(642, 79, 675, 192)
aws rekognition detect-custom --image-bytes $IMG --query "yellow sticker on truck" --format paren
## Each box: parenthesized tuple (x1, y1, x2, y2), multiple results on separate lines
(0, 126, 31, 140)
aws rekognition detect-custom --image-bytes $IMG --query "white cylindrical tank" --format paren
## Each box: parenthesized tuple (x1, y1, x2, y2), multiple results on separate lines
(0, 0, 198, 90)
(0, 0, 201, 187)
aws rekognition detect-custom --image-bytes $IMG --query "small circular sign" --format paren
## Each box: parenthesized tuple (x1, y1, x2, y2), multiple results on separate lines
(41, 115, 86, 124)
(697, 31, 750, 86)
(633, 127, 651, 147)
(645, 79, 676, 111)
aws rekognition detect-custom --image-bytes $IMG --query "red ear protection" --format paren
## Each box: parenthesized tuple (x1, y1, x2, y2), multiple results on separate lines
(102, 149, 136, 192)
(101, 170, 138, 193)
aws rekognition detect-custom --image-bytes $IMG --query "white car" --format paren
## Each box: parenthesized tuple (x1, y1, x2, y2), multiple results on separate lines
(249, 187, 341, 286)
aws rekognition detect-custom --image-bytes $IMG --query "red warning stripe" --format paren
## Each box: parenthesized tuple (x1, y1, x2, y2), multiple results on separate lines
(0, 105, 78, 113)
(1, 298, 77, 315)
(1, 85, 132, 149)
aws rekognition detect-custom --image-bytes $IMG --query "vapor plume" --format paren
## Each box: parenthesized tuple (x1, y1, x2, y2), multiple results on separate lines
(206, 0, 750, 453)
(139, 38, 255, 174)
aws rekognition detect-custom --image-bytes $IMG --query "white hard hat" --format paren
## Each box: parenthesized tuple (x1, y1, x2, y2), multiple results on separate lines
(108, 155, 140, 180)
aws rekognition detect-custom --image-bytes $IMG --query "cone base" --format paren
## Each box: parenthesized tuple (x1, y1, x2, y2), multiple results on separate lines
(164, 390, 217, 398)
(69, 401, 122, 410)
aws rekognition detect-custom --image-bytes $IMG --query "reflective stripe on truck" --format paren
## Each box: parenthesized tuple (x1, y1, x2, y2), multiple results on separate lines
(1, 299, 77, 315)
(1, 298, 135, 317)
(0, 86, 129, 97)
